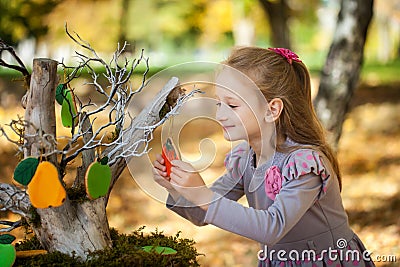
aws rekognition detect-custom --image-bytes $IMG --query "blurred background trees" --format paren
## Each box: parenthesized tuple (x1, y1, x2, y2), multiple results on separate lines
(0, 0, 398, 66)
(2, 0, 397, 147)
(0, 0, 61, 46)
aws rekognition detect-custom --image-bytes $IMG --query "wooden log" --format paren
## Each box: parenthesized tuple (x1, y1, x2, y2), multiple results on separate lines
(24, 58, 58, 165)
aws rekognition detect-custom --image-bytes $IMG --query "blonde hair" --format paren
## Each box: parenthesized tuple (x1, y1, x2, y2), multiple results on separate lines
(223, 46, 342, 190)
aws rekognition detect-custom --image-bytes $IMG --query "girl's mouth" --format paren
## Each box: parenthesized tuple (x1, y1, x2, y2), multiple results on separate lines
(222, 125, 234, 130)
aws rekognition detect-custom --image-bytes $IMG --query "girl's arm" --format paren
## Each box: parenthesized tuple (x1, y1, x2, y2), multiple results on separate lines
(166, 167, 245, 226)
(204, 173, 321, 246)
(161, 143, 248, 226)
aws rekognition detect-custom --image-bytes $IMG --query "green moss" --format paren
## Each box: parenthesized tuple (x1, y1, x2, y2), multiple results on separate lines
(66, 186, 89, 203)
(14, 227, 200, 266)
(28, 206, 41, 228)
(14, 235, 41, 251)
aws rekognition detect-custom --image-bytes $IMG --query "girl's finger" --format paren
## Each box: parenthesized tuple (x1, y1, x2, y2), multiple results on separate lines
(155, 153, 165, 164)
(153, 160, 166, 171)
(171, 159, 185, 168)
(154, 174, 169, 183)
(169, 172, 182, 184)
(153, 166, 167, 177)
(170, 166, 187, 178)
(171, 160, 197, 173)
(154, 173, 173, 189)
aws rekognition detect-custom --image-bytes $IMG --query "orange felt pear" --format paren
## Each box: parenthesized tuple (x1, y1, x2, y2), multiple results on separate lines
(27, 161, 66, 209)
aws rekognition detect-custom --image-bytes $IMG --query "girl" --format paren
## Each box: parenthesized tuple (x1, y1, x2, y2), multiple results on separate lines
(153, 47, 375, 267)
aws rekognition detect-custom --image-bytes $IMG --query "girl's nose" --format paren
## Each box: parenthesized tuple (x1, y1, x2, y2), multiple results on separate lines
(215, 106, 228, 122)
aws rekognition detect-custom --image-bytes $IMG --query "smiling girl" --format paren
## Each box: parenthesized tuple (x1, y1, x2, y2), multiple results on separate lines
(153, 47, 375, 267)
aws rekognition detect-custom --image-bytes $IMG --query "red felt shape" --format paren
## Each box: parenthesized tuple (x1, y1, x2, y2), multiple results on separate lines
(161, 137, 180, 177)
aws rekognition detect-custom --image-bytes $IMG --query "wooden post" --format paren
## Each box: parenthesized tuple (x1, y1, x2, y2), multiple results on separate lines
(24, 58, 58, 164)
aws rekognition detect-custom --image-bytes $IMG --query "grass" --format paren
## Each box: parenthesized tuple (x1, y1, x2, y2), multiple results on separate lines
(361, 59, 400, 84)
(307, 58, 400, 85)
(2, 56, 399, 85)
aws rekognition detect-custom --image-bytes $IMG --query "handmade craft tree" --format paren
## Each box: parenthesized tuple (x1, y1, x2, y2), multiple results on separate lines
(0, 29, 196, 262)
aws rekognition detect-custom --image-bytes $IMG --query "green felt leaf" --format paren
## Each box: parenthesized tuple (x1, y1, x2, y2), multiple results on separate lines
(85, 162, 111, 200)
(0, 234, 16, 245)
(55, 84, 66, 105)
(99, 156, 109, 165)
(0, 244, 16, 267)
(61, 89, 78, 128)
(13, 157, 39, 186)
(142, 246, 177, 255)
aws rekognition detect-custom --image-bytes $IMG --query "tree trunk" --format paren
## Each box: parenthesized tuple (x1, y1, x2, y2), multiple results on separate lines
(313, 0, 374, 148)
(21, 59, 182, 260)
(258, 0, 291, 48)
(24, 58, 113, 259)
(118, 0, 134, 53)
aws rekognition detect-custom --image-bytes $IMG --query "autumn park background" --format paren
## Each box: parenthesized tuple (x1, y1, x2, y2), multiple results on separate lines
(0, 0, 400, 266)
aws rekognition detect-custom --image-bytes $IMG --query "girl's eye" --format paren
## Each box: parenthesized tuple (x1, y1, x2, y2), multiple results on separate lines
(215, 102, 238, 109)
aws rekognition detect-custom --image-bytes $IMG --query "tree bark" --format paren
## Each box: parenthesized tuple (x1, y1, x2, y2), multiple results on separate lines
(24, 58, 58, 164)
(313, 0, 374, 148)
(258, 0, 291, 48)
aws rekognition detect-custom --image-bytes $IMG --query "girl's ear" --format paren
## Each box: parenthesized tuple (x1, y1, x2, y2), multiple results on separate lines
(265, 98, 284, 122)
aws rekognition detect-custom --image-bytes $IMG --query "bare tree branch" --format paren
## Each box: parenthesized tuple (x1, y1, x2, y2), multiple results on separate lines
(0, 117, 68, 160)
(0, 220, 22, 232)
(107, 88, 201, 165)
(58, 25, 156, 173)
(0, 39, 31, 86)
(0, 183, 31, 218)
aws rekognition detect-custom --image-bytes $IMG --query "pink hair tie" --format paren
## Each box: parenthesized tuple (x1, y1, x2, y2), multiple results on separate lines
(268, 47, 302, 64)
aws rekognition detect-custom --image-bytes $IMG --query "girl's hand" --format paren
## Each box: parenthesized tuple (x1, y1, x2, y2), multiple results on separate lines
(170, 160, 214, 210)
(152, 154, 176, 192)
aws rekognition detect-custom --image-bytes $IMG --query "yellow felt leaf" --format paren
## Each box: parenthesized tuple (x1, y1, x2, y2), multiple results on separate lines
(16, 250, 48, 258)
(27, 161, 66, 209)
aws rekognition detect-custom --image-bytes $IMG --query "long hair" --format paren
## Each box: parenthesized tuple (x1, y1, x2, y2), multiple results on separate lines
(223, 46, 342, 190)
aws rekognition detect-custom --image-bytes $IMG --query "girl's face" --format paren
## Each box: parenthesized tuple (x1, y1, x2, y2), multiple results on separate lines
(214, 68, 268, 143)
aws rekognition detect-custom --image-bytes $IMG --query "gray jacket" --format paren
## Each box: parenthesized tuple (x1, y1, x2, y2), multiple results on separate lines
(167, 141, 373, 266)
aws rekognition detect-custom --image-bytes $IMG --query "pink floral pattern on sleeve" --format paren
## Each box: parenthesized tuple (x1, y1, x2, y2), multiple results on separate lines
(264, 166, 283, 200)
(282, 149, 331, 196)
(224, 143, 248, 180)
